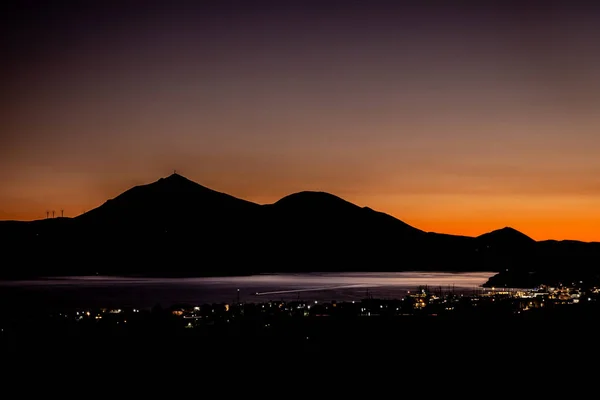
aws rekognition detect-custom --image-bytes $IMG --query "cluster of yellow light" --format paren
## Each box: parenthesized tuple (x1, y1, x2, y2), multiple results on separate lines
(413, 299, 426, 309)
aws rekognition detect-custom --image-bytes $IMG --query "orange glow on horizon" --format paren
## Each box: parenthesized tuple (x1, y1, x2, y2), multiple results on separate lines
(1, 178, 599, 243)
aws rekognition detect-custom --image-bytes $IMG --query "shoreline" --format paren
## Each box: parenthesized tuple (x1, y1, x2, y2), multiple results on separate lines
(0, 269, 498, 281)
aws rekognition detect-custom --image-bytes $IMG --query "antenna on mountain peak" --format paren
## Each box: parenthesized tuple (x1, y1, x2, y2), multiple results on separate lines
(61, 209, 64, 218)
(46, 210, 49, 219)
(52, 210, 55, 218)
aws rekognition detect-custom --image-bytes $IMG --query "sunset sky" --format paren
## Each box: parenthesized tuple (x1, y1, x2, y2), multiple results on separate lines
(2, 1, 600, 241)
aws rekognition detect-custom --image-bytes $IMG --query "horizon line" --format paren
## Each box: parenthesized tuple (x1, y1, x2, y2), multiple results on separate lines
(2, 172, 599, 245)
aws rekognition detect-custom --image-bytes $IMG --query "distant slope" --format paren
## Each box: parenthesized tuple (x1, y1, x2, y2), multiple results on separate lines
(476, 227, 536, 249)
(473, 227, 537, 272)
(260, 191, 426, 271)
(268, 191, 424, 238)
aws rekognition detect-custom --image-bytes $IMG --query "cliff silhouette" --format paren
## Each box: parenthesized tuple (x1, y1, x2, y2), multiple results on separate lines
(1, 173, 599, 287)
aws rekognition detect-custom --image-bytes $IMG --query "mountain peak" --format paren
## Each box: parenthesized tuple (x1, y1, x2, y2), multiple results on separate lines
(148, 173, 219, 194)
(497, 226, 521, 234)
(166, 172, 182, 178)
(158, 172, 194, 185)
(76, 173, 258, 221)
(274, 191, 357, 210)
(478, 226, 535, 244)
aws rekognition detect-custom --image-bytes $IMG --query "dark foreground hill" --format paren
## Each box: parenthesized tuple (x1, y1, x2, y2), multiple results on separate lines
(1, 173, 600, 286)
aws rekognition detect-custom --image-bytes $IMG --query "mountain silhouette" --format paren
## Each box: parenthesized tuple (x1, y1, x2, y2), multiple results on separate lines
(78, 173, 259, 226)
(477, 227, 536, 246)
(262, 191, 426, 271)
(1, 173, 600, 287)
(272, 191, 422, 236)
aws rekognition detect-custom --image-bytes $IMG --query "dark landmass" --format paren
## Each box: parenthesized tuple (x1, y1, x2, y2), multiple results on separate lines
(1, 173, 599, 288)
(3, 292, 599, 363)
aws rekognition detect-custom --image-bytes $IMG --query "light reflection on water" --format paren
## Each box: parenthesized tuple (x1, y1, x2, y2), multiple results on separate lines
(0, 271, 495, 309)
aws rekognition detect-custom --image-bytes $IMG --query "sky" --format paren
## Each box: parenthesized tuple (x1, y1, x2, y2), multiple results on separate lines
(2, 0, 600, 241)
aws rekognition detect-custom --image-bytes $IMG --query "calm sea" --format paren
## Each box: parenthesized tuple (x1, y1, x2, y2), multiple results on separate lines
(0, 272, 495, 310)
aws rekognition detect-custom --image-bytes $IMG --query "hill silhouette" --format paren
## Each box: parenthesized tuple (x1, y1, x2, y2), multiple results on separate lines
(79, 173, 259, 225)
(1, 173, 600, 287)
(477, 227, 536, 246)
(263, 191, 426, 271)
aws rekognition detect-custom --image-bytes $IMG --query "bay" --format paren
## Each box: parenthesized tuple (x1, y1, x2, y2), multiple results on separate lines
(0, 271, 495, 310)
